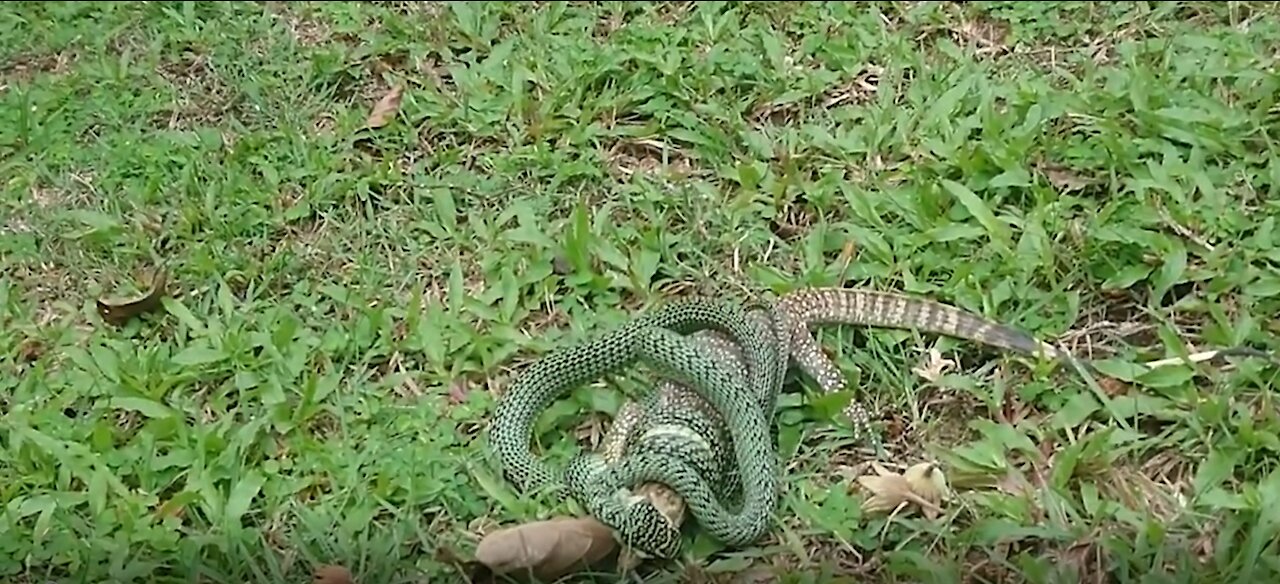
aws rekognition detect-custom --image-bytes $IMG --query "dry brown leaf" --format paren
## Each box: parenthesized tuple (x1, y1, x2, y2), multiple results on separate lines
(447, 378, 469, 405)
(16, 337, 45, 362)
(365, 85, 403, 128)
(855, 461, 947, 518)
(903, 462, 949, 519)
(313, 564, 353, 584)
(857, 469, 913, 514)
(1042, 166, 1093, 192)
(912, 348, 956, 383)
(998, 394, 1035, 425)
(995, 467, 1035, 498)
(96, 268, 167, 326)
(1098, 376, 1130, 397)
(838, 239, 858, 272)
(731, 566, 780, 584)
(474, 516, 618, 581)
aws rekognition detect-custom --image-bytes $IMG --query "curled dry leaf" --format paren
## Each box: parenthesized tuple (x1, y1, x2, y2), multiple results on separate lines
(1041, 165, 1093, 192)
(447, 378, 470, 405)
(365, 85, 403, 128)
(474, 516, 618, 582)
(312, 564, 353, 584)
(904, 462, 949, 519)
(96, 268, 167, 326)
(17, 337, 45, 362)
(912, 348, 956, 383)
(855, 461, 947, 519)
(996, 467, 1035, 498)
(1098, 376, 1130, 397)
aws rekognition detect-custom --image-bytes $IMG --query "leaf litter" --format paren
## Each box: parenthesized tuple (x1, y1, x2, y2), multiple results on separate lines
(95, 267, 167, 326)
(364, 84, 403, 128)
(312, 565, 353, 584)
(855, 461, 950, 520)
(467, 516, 619, 582)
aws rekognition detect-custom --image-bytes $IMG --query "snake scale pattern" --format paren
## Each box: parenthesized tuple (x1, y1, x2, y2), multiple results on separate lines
(490, 287, 1069, 558)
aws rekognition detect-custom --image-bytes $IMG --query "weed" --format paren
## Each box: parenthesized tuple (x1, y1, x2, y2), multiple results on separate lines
(2, 2, 1279, 582)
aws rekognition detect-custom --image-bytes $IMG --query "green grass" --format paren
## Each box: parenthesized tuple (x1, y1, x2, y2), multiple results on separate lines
(3, 1, 1280, 582)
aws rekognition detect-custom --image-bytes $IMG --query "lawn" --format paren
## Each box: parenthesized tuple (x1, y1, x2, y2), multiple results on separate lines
(3, 1, 1280, 582)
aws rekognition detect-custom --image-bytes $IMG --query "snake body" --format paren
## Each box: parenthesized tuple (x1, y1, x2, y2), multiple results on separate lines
(491, 287, 1070, 558)
(489, 298, 789, 557)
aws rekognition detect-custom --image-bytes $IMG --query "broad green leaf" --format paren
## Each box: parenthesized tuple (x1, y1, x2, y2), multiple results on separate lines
(162, 297, 206, 334)
(171, 345, 227, 367)
(447, 257, 465, 314)
(940, 179, 1012, 251)
(989, 169, 1032, 189)
(1136, 365, 1195, 389)
(432, 187, 458, 234)
(224, 471, 266, 527)
(1193, 449, 1238, 497)
(469, 464, 530, 517)
(109, 397, 178, 420)
(1051, 392, 1100, 429)
(806, 389, 855, 421)
(1151, 238, 1187, 302)
(950, 441, 1008, 472)
(1091, 359, 1148, 382)
(1244, 273, 1280, 298)
(88, 467, 109, 517)
(1102, 264, 1153, 290)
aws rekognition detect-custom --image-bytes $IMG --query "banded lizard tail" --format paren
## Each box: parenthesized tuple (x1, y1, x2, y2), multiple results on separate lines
(590, 286, 1071, 557)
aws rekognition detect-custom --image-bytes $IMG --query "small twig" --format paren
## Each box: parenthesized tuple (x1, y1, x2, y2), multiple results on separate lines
(1142, 350, 1230, 369)
(1156, 202, 1216, 253)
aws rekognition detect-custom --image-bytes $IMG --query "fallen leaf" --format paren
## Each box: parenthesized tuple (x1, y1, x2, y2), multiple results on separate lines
(573, 415, 606, 450)
(995, 467, 1034, 498)
(313, 565, 353, 584)
(855, 461, 946, 518)
(856, 467, 914, 514)
(552, 254, 574, 275)
(1098, 376, 1129, 397)
(153, 497, 186, 520)
(474, 516, 618, 582)
(17, 337, 45, 362)
(96, 268, 167, 326)
(903, 462, 949, 519)
(838, 239, 858, 272)
(1041, 165, 1093, 192)
(365, 85, 403, 128)
(998, 394, 1035, 425)
(912, 348, 956, 383)
(447, 378, 469, 405)
(731, 567, 780, 584)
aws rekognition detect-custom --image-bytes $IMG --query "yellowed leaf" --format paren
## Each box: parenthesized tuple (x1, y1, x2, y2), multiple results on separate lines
(365, 85, 403, 128)
(903, 462, 949, 519)
(854, 461, 947, 518)
(474, 516, 618, 581)
(912, 348, 956, 382)
(857, 472, 915, 514)
(1041, 165, 1093, 192)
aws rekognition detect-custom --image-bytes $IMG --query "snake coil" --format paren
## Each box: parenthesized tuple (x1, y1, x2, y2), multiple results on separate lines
(489, 299, 789, 557)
